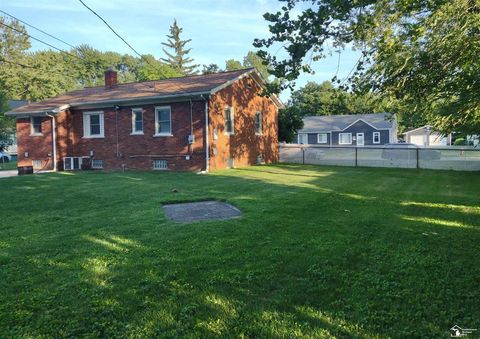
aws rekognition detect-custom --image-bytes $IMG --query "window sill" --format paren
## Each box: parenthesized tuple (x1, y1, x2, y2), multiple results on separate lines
(224, 132, 235, 136)
(82, 135, 105, 139)
(255, 133, 263, 136)
(130, 132, 144, 136)
(153, 133, 173, 137)
(30, 133, 43, 136)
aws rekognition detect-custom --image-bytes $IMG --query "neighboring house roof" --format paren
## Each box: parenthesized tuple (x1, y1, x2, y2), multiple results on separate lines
(6, 68, 282, 116)
(403, 125, 448, 135)
(298, 113, 395, 133)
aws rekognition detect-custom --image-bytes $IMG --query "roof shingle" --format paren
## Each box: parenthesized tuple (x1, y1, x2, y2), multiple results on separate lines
(299, 113, 395, 133)
(8, 68, 255, 115)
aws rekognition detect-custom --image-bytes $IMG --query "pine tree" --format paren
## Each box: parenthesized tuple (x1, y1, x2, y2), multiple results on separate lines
(161, 20, 198, 76)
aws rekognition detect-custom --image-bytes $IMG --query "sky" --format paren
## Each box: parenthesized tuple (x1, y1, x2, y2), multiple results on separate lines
(2, 0, 360, 102)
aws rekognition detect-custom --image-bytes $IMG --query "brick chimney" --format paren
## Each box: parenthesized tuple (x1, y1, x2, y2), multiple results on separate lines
(105, 67, 117, 88)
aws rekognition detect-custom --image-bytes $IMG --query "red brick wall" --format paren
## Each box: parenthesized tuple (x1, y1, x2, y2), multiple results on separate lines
(67, 101, 206, 171)
(15, 75, 279, 172)
(208, 74, 278, 170)
(16, 117, 55, 170)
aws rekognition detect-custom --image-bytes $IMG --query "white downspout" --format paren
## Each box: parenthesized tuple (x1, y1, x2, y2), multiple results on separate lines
(203, 95, 210, 172)
(46, 113, 57, 171)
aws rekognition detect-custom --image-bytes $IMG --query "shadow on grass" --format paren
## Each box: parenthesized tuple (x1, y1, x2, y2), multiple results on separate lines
(0, 164, 479, 337)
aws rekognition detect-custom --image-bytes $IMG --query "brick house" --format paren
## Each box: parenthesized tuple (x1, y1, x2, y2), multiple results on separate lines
(6, 68, 282, 172)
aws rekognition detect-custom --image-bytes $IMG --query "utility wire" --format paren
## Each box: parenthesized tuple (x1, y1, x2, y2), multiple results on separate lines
(0, 9, 77, 50)
(77, 0, 154, 67)
(0, 21, 84, 61)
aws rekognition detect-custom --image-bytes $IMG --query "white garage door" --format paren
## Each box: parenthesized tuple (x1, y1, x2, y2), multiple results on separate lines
(410, 135, 425, 146)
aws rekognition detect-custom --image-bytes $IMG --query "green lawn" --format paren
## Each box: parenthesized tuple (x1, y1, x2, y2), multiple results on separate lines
(0, 165, 479, 338)
(0, 160, 17, 171)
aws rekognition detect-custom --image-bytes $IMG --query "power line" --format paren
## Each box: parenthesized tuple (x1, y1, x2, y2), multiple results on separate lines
(77, 0, 155, 67)
(0, 21, 84, 62)
(0, 9, 77, 50)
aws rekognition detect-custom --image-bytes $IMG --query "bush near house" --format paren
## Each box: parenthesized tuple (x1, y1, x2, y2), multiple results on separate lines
(0, 165, 479, 337)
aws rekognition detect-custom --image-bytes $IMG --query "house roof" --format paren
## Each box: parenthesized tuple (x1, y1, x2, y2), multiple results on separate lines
(298, 113, 395, 133)
(6, 68, 282, 116)
(8, 100, 29, 110)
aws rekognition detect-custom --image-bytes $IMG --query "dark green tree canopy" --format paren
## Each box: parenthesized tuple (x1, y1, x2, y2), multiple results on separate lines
(161, 19, 199, 76)
(201, 63, 221, 74)
(278, 106, 303, 143)
(254, 0, 480, 134)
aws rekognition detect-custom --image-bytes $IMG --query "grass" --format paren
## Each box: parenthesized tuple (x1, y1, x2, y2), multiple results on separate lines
(0, 164, 479, 338)
(0, 160, 17, 171)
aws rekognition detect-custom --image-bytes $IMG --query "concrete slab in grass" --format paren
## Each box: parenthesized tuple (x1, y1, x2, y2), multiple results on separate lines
(162, 200, 242, 223)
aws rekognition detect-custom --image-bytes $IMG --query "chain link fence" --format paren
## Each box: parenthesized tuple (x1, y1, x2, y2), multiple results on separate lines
(280, 144, 480, 171)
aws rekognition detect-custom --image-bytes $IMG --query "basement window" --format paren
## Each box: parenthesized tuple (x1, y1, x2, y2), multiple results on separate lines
(91, 159, 104, 169)
(30, 117, 43, 135)
(153, 159, 168, 170)
(32, 160, 42, 169)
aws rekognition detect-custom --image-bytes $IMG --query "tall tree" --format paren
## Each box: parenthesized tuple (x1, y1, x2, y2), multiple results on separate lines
(225, 59, 243, 71)
(0, 16, 31, 99)
(161, 19, 198, 76)
(202, 63, 221, 74)
(0, 84, 14, 151)
(243, 51, 270, 80)
(254, 0, 480, 134)
(278, 106, 304, 142)
(136, 54, 182, 81)
(290, 81, 399, 117)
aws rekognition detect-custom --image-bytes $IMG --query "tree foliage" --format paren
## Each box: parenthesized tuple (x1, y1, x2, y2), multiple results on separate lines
(161, 19, 198, 76)
(278, 106, 304, 143)
(254, 0, 480, 133)
(201, 63, 221, 74)
(0, 84, 14, 151)
(290, 81, 397, 116)
(225, 59, 243, 71)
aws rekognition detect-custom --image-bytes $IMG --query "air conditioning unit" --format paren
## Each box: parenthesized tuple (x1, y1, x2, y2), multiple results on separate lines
(188, 135, 195, 144)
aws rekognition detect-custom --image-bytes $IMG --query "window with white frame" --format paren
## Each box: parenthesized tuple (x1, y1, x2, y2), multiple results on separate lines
(131, 109, 143, 134)
(298, 133, 307, 144)
(373, 131, 380, 144)
(31, 116, 43, 135)
(255, 111, 262, 134)
(32, 160, 42, 169)
(224, 107, 234, 134)
(339, 133, 352, 145)
(317, 133, 328, 144)
(83, 111, 104, 138)
(91, 159, 104, 169)
(155, 106, 171, 135)
(153, 159, 167, 170)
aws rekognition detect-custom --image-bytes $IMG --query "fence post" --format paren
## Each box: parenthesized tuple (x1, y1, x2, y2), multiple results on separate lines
(302, 147, 305, 165)
(355, 147, 358, 167)
(416, 148, 419, 169)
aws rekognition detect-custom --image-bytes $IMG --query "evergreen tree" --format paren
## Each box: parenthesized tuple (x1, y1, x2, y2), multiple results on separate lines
(161, 20, 198, 76)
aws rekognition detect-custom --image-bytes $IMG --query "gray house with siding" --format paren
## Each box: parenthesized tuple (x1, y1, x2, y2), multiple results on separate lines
(294, 113, 397, 146)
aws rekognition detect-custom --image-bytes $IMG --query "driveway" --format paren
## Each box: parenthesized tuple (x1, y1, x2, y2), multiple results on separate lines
(0, 170, 17, 178)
